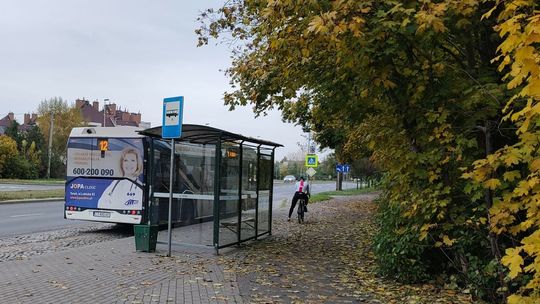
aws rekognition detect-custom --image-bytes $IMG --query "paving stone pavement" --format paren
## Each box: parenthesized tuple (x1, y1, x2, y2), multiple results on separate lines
(0, 235, 242, 304)
(0, 193, 380, 304)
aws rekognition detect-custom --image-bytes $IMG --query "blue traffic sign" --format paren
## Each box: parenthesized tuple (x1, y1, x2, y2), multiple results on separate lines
(162, 96, 184, 139)
(336, 163, 351, 173)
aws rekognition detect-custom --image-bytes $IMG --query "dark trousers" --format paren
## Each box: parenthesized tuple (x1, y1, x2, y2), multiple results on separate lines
(289, 192, 308, 218)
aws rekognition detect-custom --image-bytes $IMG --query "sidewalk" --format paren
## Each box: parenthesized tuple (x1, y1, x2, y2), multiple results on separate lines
(0, 193, 471, 303)
(0, 231, 242, 303)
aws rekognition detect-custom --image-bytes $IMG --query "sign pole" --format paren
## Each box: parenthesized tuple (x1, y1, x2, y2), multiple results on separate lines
(168, 138, 175, 257)
(162, 96, 184, 258)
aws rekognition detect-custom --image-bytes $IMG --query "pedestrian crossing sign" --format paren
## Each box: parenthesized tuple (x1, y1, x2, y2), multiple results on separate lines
(305, 154, 318, 168)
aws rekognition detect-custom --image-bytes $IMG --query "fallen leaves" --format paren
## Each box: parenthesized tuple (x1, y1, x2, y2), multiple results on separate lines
(217, 196, 472, 303)
(48, 280, 68, 290)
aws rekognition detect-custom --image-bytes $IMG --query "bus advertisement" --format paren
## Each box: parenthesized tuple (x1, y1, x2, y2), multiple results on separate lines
(65, 127, 145, 224)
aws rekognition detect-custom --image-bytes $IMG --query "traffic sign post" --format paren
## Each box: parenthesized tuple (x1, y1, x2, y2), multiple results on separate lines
(305, 154, 318, 168)
(306, 167, 316, 177)
(336, 163, 351, 191)
(162, 96, 184, 257)
(336, 164, 350, 173)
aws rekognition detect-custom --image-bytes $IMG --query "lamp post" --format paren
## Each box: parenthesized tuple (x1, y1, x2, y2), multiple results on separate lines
(103, 98, 109, 127)
(46, 106, 54, 179)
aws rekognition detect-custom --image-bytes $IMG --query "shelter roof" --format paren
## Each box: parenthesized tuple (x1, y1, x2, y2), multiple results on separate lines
(139, 124, 282, 148)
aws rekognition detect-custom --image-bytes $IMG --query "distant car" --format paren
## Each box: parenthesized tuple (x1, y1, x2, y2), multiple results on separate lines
(283, 175, 296, 183)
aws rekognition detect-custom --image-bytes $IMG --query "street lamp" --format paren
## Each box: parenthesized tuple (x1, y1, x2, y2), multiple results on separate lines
(103, 98, 109, 127)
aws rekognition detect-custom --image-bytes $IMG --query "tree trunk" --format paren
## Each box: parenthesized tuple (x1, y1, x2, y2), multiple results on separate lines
(481, 120, 506, 297)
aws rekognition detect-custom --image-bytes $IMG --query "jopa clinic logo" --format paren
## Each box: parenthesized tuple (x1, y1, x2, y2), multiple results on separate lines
(70, 183, 96, 190)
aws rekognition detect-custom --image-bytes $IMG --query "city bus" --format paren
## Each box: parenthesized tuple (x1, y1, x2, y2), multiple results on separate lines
(64, 126, 258, 225)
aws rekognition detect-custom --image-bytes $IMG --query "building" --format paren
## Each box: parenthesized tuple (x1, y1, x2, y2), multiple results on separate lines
(0, 112, 38, 135)
(0, 112, 15, 135)
(75, 99, 149, 128)
(20, 113, 39, 133)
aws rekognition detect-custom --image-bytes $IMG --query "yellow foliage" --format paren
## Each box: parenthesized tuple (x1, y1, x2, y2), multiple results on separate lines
(503, 170, 521, 182)
(442, 235, 456, 246)
(484, 178, 501, 190)
(0, 135, 18, 173)
(501, 247, 524, 279)
(479, 2, 540, 299)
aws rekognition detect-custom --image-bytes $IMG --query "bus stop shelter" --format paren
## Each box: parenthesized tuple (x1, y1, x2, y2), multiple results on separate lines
(139, 124, 281, 252)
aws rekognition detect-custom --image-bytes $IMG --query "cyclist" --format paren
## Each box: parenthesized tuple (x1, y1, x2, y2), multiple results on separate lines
(288, 176, 310, 221)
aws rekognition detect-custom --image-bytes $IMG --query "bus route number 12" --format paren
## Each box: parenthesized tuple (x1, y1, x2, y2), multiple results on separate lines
(98, 139, 108, 158)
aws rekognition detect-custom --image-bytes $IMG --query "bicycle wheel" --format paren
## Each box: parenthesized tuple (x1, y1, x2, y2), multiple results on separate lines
(297, 199, 305, 223)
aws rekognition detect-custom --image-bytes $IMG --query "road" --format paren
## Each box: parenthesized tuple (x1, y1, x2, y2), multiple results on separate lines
(0, 181, 358, 237)
(272, 180, 357, 205)
(0, 200, 98, 237)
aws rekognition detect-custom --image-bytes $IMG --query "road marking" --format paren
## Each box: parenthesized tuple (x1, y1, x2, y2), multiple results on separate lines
(10, 213, 43, 218)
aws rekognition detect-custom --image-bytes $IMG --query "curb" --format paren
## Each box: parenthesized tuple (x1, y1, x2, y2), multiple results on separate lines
(0, 198, 65, 205)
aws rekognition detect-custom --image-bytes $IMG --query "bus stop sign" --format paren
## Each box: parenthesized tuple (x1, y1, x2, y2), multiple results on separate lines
(162, 96, 184, 139)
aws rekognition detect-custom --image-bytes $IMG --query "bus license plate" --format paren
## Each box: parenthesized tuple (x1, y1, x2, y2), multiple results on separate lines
(93, 211, 111, 218)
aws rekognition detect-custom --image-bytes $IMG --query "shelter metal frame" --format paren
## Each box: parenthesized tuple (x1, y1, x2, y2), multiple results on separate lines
(139, 124, 281, 253)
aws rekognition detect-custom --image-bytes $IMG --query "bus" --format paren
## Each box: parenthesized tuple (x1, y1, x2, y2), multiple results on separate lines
(64, 126, 260, 226)
(65, 127, 148, 224)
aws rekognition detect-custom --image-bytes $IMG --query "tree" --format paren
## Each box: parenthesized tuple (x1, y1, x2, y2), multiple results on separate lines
(198, 1, 525, 302)
(0, 135, 18, 177)
(24, 125, 46, 176)
(4, 120, 22, 147)
(2, 119, 44, 179)
(463, 2, 540, 302)
(36, 97, 85, 178)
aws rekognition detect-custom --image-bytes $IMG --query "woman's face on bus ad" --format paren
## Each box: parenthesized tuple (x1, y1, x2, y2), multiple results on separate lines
(122, 152, 138, 178)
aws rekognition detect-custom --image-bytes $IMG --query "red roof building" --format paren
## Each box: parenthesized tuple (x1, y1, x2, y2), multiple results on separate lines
(75, 99, 144, 128)
(0, 112, 38, 135)
(0, 112, 15, 135)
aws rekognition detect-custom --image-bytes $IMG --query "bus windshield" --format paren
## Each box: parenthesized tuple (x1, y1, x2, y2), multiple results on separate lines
(66, 137, 145, 211)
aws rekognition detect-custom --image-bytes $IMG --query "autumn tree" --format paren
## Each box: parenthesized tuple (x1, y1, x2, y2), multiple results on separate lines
(198, 0, 537, 302)
(2, 120, 42, 179)
(0, 135, 18, 177)
(37, 97, 85, 178)
(463, 1, 540, 302)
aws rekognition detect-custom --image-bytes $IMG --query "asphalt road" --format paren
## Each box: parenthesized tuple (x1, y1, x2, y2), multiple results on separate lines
(272, 180, 357, 205)
(0, 181, 358, 237)
(0, 200, 97, 237)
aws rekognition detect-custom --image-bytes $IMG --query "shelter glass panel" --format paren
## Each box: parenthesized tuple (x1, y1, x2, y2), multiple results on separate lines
(241, 145, 257, 241)
(218, 142, 240, 247)
(258, 153, 272, 234)
(152, 139, 216, 246)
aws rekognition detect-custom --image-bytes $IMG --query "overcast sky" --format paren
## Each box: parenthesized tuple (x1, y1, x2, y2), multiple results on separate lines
(0, 0, 317, 161)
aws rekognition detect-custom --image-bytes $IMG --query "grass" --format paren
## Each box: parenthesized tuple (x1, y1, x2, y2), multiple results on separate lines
(0, 189, 65, 201)
(310, 187, 378, 203)
(0, 178, 64, 185)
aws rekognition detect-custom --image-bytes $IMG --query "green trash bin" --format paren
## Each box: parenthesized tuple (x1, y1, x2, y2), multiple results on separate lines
(134, 224, 158, 252)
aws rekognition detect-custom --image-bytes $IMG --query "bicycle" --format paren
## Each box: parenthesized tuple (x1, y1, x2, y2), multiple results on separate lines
(297, 196, 307, 223)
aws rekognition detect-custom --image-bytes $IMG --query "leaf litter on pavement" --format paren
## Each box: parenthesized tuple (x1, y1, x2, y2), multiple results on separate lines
(217, 195, 473, 303)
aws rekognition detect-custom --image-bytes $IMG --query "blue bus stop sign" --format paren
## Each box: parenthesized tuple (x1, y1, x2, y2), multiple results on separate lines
(162, 96, 184, 139)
